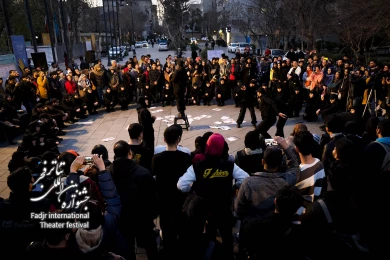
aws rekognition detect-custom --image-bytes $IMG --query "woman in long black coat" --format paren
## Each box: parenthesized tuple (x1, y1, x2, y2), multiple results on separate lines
(303, 90, 320, 122)
(137, 96, 156, 153)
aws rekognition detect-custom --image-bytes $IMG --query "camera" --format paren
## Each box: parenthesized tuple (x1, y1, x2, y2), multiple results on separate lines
(265, 139, 278, 146)
(83, 156, 93, 165)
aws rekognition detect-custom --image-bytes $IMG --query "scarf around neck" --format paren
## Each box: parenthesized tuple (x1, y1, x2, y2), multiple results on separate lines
(377, 137, 390, 146)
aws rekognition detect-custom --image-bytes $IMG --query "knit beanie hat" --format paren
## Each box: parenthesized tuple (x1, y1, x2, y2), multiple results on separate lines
(205, 133, 225, 157)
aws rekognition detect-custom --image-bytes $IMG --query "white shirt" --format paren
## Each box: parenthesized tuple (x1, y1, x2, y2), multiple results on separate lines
(177, 164, 249, 193)
(154, 145, 191, 155)
(288, 66, 302, 77)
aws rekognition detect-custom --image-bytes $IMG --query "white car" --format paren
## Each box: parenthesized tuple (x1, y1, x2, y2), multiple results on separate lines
(201, 37, 208, 41)
(142, 41, 149, 47)
(190, 37, 197, 44)
(158, 42, 168, 51)
(265, 49, 287, 60)
(228, 43, 238, 53)
(135, 41, 143, 48)
(235, 42, 250, 53)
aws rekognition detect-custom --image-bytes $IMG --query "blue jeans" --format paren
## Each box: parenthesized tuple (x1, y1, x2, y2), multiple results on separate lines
(97, 87, 106, 105)
(23, 101, 34, 115)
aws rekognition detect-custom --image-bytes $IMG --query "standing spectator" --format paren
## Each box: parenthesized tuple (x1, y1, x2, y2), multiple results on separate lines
(106, 140, 158, 260)
(178, 133, 249, 259)
(292, 131, 326, 223)
(152, 125, 192, 259)
(235, 136, 299, 257)
(90, 64, 108, 106)
(79, 56, 89, 70)
(36, 71, 49, 103)
(127, 123, 153, 170)
(108, 66, 119, 107)
(321, 114, 345, 179)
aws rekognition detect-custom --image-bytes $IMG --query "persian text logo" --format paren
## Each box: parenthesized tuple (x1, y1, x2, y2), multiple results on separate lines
(30, 159, 90, 210)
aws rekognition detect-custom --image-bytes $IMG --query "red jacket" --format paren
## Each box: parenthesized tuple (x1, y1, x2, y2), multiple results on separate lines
(65, 80, 77, 95)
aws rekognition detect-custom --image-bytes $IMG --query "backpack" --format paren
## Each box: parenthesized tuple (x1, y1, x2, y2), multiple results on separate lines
(374, 141, 390, 172)
(317, 199, 370, 258)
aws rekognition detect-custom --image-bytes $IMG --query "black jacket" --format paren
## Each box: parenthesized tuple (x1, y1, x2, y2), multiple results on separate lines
(137, 106, 155, 135)
(107, 158, 158, 227)
(117, 88, 130, 103)
(259, 94, 279, 119)
(321, 134, 345, 177)
(172, 67, 187, 95)
(275, 91, 289, 113)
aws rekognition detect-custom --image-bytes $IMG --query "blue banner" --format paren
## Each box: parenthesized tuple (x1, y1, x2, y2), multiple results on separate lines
(11, 35, 28, 69)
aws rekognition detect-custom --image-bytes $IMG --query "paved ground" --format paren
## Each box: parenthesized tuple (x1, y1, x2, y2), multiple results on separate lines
(0, 101, 323, 198)
(0, 45, 324, 259)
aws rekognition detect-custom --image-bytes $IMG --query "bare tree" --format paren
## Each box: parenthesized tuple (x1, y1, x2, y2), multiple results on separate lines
(330, 0, 390, 60)
(233, 0, 283, 48)
(64, 0, 91, 56)
(159, 0, 190, 48)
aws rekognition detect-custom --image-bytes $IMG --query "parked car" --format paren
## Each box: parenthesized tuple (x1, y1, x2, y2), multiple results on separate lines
(158, 42, 168, 51)
(228, 43, 238, 53)
(109, 47, 124, 58)
(135, 41, 143, 48)
(267, 49, 288, 60)
(235, 42, 250, 53)
(120, 46, 129, 56)
(142, 41, 149, 47)
(216, 39, 227, 47)
(201, 37, 208, 41)
(190, 37, 197, 44)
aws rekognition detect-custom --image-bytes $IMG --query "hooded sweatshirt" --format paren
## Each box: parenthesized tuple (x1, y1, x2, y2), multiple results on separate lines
(107, 157, 158, 226)
(178, 133, 249, 211)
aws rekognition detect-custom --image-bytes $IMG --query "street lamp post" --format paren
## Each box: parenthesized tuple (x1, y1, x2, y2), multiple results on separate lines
(103, 0, 110, 64)
(107, 0, 113, 65)
(43, 0, 57, 63)
(191, 11, 194, 40)
(111, 0, 118, 61)
(128, 1, 135, 44)
(2, 0, 12, 52)
(24, 0, 38, 53)
(116, 1, 121, 47)
(59, 0, 69, 62)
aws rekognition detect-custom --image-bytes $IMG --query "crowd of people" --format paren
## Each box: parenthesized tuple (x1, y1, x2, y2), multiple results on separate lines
(0, 48, 390, 260)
